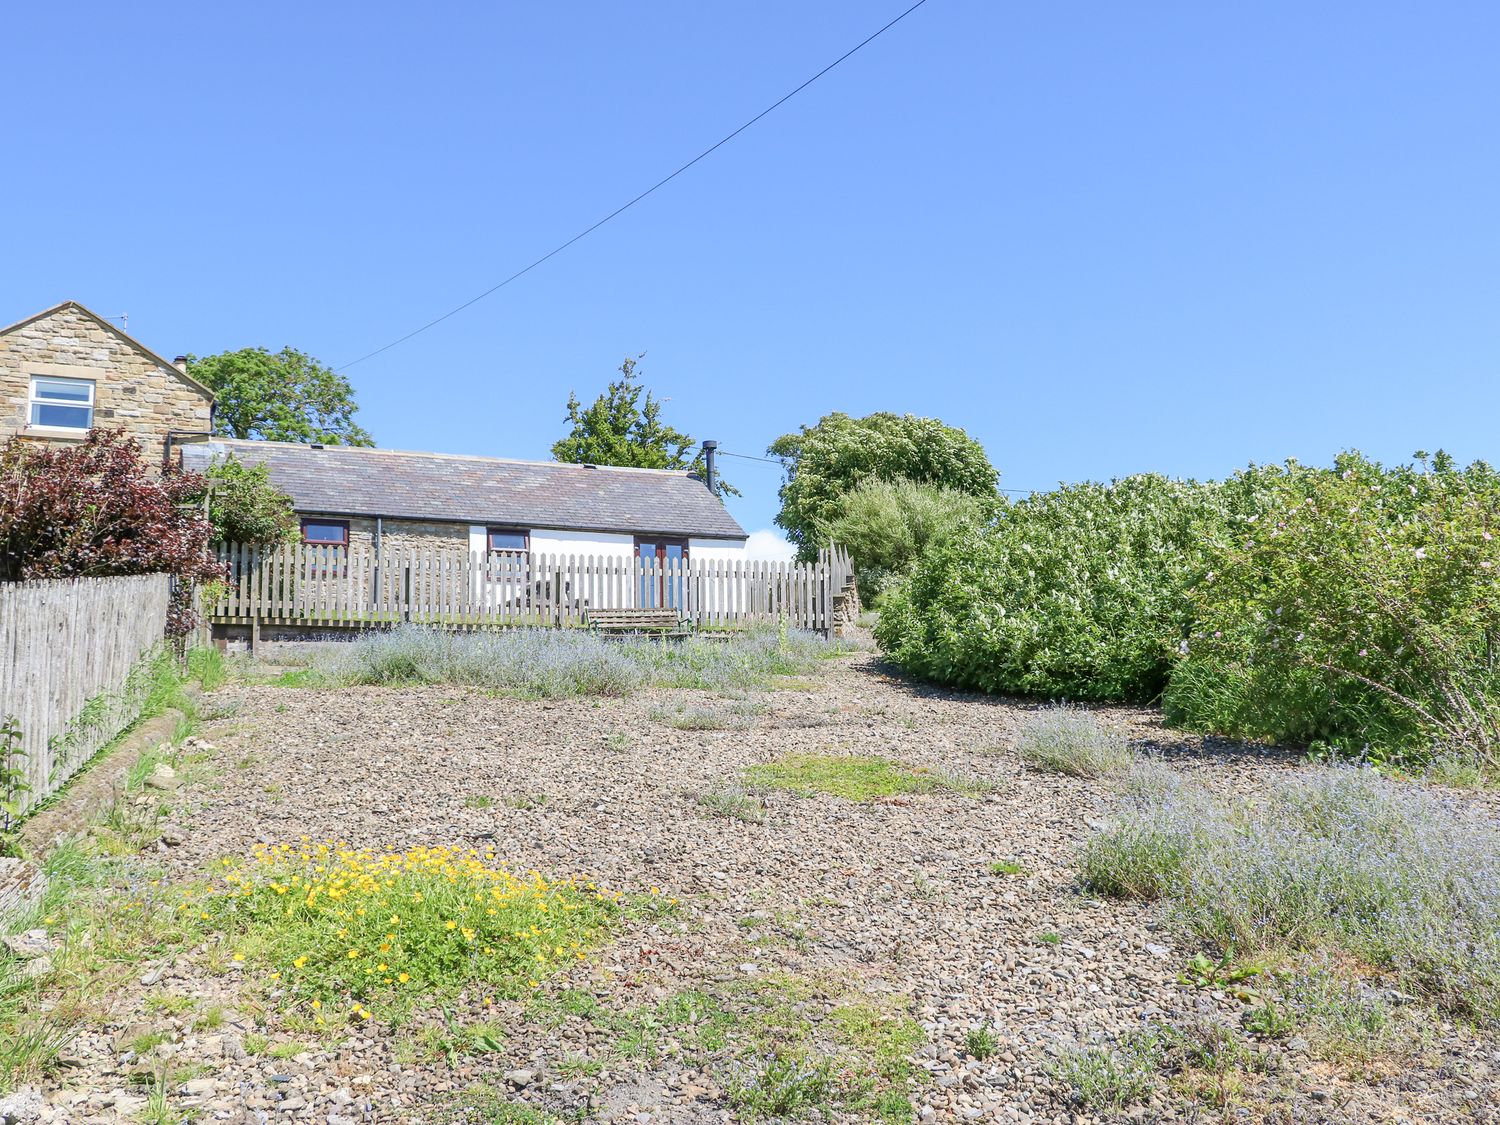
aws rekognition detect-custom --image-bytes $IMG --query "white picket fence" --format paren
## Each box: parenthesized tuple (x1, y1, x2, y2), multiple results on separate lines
(0, 574, 172, 816)
(212, 543, 855, 633)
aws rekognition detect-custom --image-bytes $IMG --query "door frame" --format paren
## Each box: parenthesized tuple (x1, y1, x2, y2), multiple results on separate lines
(634, 537, 689, 608)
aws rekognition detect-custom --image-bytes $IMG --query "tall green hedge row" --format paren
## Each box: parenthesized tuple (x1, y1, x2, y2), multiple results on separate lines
(875, 452, 1500, 765)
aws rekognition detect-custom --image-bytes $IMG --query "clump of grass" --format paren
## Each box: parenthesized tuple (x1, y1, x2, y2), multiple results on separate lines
(1082, 766, 1500, 1024)
(1016, 705, 1134, 778)
(988, 860, 1025, 876)
(433, 1086, 564, 1124)
(746, 753, 978, 802)
(697, 788, 766, 824)
(647, 699, 765, 731)
(185, 647, 228, 692)
(201, 841, 620, 1024)
(1053, 1030, 1162, 1108)
(726, 1049, 836, 1119)
(309, 625, 852, 698)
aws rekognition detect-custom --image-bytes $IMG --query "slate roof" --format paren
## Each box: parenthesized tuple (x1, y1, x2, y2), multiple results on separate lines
(181, 439, 748, 540)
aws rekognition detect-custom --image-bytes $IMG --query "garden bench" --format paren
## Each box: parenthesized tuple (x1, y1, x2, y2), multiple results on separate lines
(586, 608, 694, 639)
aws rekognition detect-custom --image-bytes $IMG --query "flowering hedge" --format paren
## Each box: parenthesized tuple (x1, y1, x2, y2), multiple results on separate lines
(875, 474, 1237, 702)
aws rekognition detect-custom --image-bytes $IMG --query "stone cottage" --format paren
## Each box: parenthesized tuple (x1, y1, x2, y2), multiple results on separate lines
(0, 301, 213, 464)
(180, 438, 749, 568)
(2, 299, 750, 579)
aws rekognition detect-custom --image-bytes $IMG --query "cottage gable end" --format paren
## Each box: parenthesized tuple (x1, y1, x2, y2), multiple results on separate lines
(0, 301, 214, 461)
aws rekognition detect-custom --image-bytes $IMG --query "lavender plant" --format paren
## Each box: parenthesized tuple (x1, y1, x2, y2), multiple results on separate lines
(1083, 766, 1500, 1023)
(1015, 705, 1134, 778)
(313, 624, 847, 698)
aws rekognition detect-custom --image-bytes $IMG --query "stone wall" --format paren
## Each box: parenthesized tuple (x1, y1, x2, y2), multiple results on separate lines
(0, 304, 213, 464)
(340, 516, 469, 555)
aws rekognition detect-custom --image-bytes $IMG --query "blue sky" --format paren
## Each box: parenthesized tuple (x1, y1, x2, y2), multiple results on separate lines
(5, 2, 1497, 547)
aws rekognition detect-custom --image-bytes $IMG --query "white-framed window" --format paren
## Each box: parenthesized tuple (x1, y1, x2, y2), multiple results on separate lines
(29, 375, 95, 430)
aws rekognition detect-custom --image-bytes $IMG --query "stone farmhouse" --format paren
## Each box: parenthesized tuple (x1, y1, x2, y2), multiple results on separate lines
(1, 301, 749, 566)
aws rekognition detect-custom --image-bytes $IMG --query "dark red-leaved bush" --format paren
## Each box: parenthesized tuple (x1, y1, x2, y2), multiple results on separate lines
(0, 429, 223, 633)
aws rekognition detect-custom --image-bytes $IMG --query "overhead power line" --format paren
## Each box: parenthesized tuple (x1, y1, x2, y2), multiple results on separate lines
(337, 0, 934, 371)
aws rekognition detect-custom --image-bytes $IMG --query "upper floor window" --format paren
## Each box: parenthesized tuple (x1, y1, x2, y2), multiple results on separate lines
(301, 518, 349, 547)
(29, 376, 94, 430)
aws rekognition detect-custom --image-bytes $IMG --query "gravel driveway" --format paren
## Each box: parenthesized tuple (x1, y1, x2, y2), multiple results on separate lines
(36, 651, 1499, 1124)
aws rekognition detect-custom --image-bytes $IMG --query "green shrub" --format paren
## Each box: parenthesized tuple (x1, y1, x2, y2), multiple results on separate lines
(1016, 706, 1134, 778)
(201, 454, 298, 546)
(877, 475, 1235, 701)
(1165, 450, 1500, 766)
(820, 477, 994, 602)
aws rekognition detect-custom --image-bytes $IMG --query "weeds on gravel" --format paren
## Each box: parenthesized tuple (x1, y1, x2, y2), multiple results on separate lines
(201, 841, 620, 1023)
(305, 624, 851, 698)
(432, 1086, 564, 1124)
(1082, 766, 1500, 1024)
(745, 752, 982, 802)
(1239, 957, 1428, 1065)
(1016, 705, 1134, 778)
(1053, 1030, 1162, 1108)
(527, 975, 920, 1123)
(647, 699, 766, 731)
(965, 1026, 1000, 1060)
(697, 787, 766, 824)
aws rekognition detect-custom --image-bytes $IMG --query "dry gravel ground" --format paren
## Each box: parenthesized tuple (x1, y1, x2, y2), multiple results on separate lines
(26, 650, 1500, 1124)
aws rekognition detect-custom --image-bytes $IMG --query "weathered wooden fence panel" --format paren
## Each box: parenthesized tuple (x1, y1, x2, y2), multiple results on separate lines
(0, 574, 171, 816)
(212, 544, 855, 634)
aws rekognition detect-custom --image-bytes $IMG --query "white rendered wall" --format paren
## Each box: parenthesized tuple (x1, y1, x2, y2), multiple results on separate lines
(528, 529, 635, 558)
(688, 538, 747, 562)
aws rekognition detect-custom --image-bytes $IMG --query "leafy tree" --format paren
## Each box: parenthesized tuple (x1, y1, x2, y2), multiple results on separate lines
(769, 412, 997, 559)
(0, 430, 222, 633)
(200, 455, 298, 546)
(552, 357, 736, 496)
(821, 477, 996, 602)
(188, 347, 374, 446)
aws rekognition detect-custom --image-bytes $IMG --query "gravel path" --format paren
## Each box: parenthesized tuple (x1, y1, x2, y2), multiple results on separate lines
(28, 652, 1499, 1124)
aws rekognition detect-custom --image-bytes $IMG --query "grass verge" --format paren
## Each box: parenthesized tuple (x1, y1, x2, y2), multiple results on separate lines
(745, 753, 991, 801)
